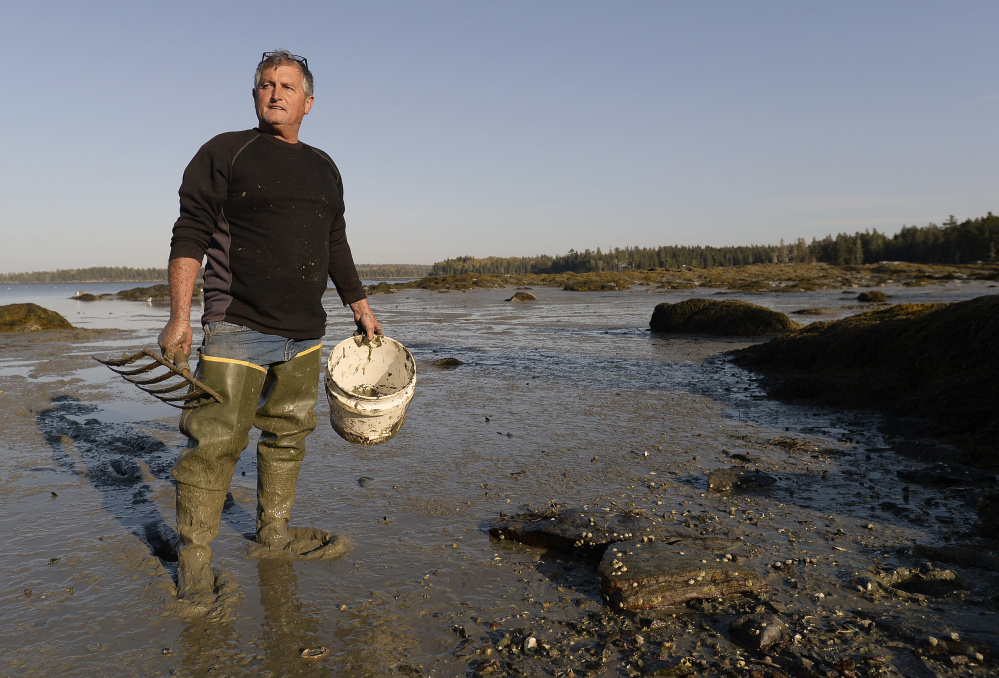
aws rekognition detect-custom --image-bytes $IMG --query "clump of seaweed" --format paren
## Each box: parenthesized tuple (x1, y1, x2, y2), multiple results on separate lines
(650, 298, 801, 336)
(733, 295, 999, 467)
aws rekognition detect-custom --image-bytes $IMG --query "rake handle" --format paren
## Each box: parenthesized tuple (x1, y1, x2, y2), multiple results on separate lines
(171, 350, 191, 377)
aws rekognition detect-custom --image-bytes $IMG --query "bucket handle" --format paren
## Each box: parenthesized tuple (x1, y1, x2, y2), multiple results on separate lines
(352, 329, 384, 348)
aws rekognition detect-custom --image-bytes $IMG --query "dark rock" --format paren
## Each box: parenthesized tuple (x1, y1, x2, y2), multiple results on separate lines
(0, 303, 73, 332)
(723, 449, 759, 463)
(489, 507, 677, 559)
(433, 358, 463, 367)
(884, 417, 951, 438)
(506, 291, 537, 302)
(896, 461, 991, 486)
(913, 543, 999, 572)
(598, 539, 767, 610)
(707, 467, 777, 493)
(892, 439, 959, 461)
(114, 284, 172, 300)
(71, 293, 100, 301)
(791, 307, 838, 315)
(729, 614, 791, 652)
(114, 283, 202, 301)
(857, 290, 886, 302)
(877, 564, 969, 597)
(975, 491, 999, 539)
(650, 298, 800, 336)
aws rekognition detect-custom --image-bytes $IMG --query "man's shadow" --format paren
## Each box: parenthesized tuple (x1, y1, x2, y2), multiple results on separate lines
(36, 395, 254, 568)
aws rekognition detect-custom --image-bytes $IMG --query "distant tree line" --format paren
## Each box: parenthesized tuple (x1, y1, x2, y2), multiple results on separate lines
(807, 213, 999, 266)
(355, 264, 432, 279)
(1, 263, 433, 284)
(0, 266, 169, 284)
(429, 213, 999, 275)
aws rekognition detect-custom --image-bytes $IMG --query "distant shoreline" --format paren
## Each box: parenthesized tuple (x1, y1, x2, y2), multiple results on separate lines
(1, 280, 167, 285)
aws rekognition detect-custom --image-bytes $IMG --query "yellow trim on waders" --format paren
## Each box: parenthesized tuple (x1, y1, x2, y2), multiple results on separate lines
(199, 355, 269, 373)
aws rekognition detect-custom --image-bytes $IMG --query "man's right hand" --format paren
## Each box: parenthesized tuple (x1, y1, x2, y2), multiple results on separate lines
(158, 318, 193, 361)
(158, 256, 202, 362)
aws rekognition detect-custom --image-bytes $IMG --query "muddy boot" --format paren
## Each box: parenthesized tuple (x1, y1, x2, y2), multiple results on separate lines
(253, 348, 321, 551)
(172, 356, 268, 492)
(175, 482, 227, 601)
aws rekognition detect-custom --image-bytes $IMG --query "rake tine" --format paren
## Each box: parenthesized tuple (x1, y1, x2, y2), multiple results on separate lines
(107, 361, 164, 377)
(157, 390, 213, 404)
(93, 350, 151, 368)
(139, 381, 192, 396)
(127, 371, 179, 387)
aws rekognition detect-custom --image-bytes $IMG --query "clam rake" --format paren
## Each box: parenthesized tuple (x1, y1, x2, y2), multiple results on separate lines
(93, 349, 223, 409)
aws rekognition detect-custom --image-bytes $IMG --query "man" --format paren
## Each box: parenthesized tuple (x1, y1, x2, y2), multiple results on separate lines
(158, 50, 380, 601)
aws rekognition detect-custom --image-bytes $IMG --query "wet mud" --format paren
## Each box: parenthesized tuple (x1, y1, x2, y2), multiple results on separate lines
(1, 282, 997, 677)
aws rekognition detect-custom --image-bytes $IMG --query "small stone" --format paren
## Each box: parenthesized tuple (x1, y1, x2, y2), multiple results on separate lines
(927, 636, 939, 646)
(523, 636, 537, 651)
(300, 647, 328, 659)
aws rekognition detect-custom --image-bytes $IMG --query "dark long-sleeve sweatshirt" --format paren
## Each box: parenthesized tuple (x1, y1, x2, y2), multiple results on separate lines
(169, 129, 366, 340)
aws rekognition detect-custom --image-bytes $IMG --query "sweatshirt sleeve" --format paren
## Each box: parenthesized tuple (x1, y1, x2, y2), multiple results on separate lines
(327, 173, 367, 306)
(169, 136, 232, 262)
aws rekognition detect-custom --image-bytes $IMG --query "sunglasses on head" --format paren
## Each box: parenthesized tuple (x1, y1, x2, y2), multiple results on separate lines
(260, 52, 308, 70)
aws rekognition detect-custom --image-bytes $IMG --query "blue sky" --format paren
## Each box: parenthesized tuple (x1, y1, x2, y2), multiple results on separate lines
(2, 1, 996, 272)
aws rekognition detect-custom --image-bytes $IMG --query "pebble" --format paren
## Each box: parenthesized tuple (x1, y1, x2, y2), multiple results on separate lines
(300, 647, 328, 659)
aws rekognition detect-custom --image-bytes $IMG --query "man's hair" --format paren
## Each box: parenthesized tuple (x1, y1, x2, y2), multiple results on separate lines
(255, 49, 314, 98)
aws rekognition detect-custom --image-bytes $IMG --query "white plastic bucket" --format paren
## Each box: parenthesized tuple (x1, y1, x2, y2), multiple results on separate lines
(325, 334, 416, 446)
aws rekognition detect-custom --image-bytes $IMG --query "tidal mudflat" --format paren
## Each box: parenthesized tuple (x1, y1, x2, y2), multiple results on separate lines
(1, 277, 997, 677)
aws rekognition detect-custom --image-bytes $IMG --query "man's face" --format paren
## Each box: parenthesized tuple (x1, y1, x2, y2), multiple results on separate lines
(254, 64, 314, 131)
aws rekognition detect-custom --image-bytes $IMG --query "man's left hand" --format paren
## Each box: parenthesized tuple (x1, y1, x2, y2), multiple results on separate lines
(349, 298, 382, 339)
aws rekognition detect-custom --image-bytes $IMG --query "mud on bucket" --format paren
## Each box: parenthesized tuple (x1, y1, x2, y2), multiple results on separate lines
(325, 334, 416, 445)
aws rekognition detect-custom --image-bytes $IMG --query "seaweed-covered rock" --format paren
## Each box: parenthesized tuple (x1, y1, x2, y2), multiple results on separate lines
(0, 303, 73, 332)
(115, 284, 172, 300)
(115, 283, 203, 301)
(563, 274, 631, 291)
(432, 357, 462, 367)
(650, 298, 801, 336)
(732, 295, 999, 467)
(858, 290, 886, 302)
(506, 291, 537, 302)
(365, 282, 396, 295)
